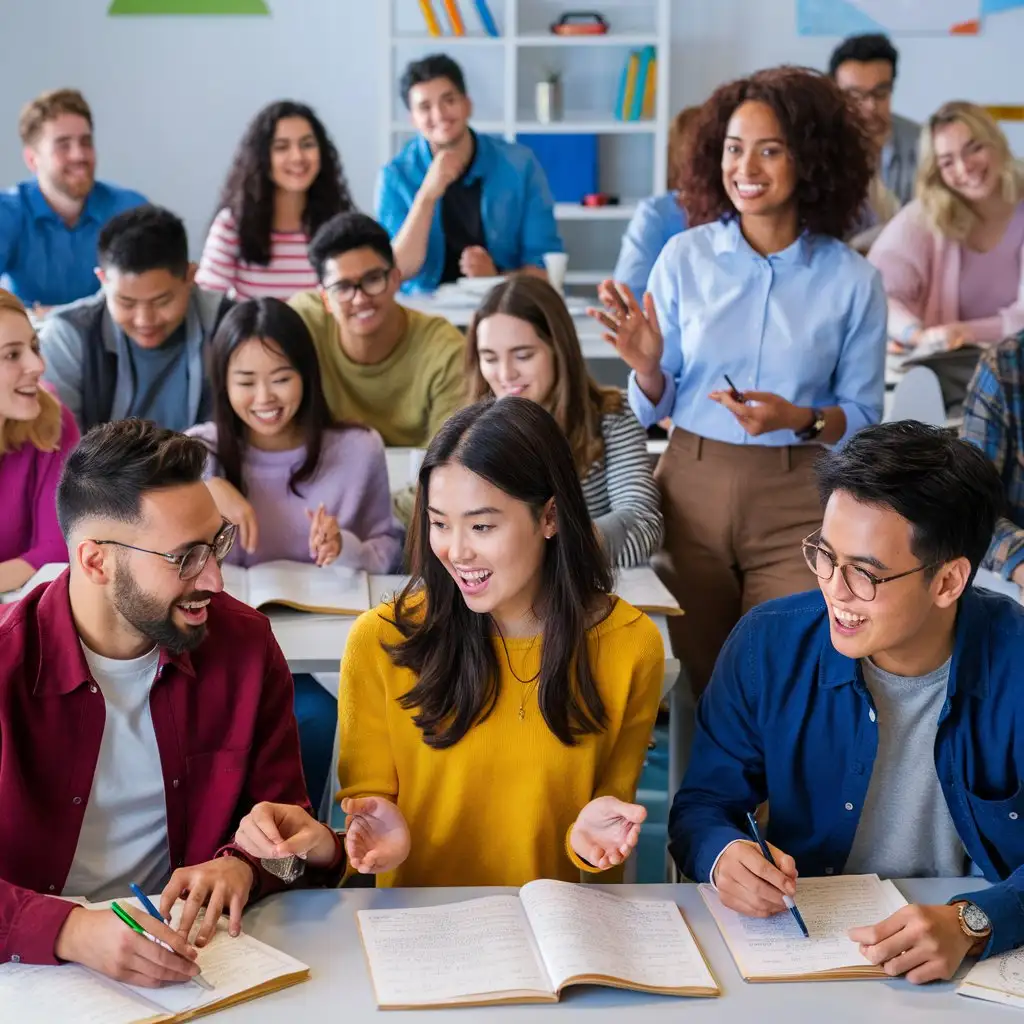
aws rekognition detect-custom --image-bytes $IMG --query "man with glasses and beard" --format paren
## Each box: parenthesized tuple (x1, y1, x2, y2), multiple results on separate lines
(0, 419, 344, 985)
(670, 422, 1024, 984)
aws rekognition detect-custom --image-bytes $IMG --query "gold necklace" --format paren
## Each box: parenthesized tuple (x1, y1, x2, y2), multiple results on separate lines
(494, 621, 540, 721)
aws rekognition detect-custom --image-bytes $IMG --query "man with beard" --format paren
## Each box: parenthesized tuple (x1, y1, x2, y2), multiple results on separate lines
(377, 54, 563, 294)
(0, 89, 146, 311)
(0, 419, 345, 985)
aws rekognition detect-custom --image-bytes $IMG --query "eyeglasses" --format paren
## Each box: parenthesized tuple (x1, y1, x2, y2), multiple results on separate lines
(801, 532, 937, 602)
(842, 83, 893, 105)
(324, 268, 391, 303)
(91, 520, 237, 581)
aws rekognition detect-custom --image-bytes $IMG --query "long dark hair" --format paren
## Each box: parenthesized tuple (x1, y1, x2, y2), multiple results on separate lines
(207, 297, 333, 497)
(216, 100, 354, 266)
(390, 397, 614, 750)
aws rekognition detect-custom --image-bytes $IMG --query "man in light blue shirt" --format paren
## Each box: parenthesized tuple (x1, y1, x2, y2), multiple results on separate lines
(376, 54, 563, 294)
(0, 89, 146, 310)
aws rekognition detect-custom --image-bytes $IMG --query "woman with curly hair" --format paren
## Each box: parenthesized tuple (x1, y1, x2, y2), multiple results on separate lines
(589, 66, 887, 695)
(197, 101, 354, 300)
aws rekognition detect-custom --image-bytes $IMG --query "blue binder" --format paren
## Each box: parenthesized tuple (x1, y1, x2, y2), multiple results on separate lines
(517, 134, 598, 204)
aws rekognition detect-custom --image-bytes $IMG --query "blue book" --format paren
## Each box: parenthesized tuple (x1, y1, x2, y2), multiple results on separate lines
(614, 52, 632, 120)
(473, 0, 499, 36)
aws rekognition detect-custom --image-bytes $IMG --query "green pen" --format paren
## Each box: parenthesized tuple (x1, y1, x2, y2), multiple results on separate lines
(110, 901, 214, 991)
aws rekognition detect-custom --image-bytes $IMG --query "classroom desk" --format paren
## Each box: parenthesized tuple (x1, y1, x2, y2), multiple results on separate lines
(208, 877, 992, 1023)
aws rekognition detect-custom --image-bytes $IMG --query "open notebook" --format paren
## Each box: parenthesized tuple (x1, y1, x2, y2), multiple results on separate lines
(357, 878, 719, 1009)
(220, 561, 370, 614)
(959, 946, 1024, 1008)
(699, 873, 908, 982)
(0, 898, 308, 1023)
(613, 568, 683, 616)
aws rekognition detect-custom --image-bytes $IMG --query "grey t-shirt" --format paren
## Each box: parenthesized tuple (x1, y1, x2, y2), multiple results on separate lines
(125, 324, 191, 431)
(844, 656, 966, 879)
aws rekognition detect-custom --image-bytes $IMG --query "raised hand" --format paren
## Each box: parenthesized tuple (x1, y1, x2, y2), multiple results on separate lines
(343, 796, 412, 874)
(570, 795, 647, 870)
(587, 280, 664, 381)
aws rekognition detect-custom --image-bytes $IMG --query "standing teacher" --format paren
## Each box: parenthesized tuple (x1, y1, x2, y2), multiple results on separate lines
(591, 67, 887, 695)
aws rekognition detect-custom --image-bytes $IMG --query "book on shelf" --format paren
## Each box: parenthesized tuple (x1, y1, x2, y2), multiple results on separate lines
(357, 879, 719, 1009)
(700, 873, 909, 982)
(0, 897, 308, 1023)
(441, 0, 465, 35)
(616, 50, 641, 121)
(221, 560, 370, 615)
(418, 0, 442, 36)
(629, 46, 655, 121)
(473, 0, 498, 36)
(642, 55, 658, 118)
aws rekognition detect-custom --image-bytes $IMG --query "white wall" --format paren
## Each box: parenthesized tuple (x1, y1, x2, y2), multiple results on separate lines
(2, 0, 1023, 256)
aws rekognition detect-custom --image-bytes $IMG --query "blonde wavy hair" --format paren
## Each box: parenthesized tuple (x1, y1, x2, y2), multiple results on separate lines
(916, 101, 1024, 241)
(0, 290, 63, 455)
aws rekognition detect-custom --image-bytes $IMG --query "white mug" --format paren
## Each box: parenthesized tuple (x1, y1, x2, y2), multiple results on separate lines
(543, 252, 569, 295)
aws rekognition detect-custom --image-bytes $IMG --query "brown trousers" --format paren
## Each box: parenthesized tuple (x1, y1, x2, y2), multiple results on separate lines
(653, 429, 822, 696)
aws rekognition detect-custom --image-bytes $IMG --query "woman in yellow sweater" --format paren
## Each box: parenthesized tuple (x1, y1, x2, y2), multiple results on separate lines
(233, 396, 664, 886)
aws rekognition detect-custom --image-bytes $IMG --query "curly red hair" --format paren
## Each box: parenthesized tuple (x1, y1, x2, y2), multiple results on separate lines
(682, 66, 873, 239)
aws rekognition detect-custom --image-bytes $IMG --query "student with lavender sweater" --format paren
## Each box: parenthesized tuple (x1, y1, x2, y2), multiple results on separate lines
(188, 297, 404, 805)
(0, 289, 78, 594)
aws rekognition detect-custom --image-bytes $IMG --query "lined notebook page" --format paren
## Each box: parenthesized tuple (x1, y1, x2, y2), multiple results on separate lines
(699, 874, 908, 978)
(358, 896, 552, 1006)
(960, 947, 1024, 1008)
(520, 879, 716, 992)
(0, 964, 149, 1024)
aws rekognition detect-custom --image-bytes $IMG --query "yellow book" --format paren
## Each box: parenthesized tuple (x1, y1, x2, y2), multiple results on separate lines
(619, 50, 640, 120)
(642, 55, 658, 119)
(441, 0, 465, 34)
(418, 0, 442, 36)
(358, 879, 719, 1009)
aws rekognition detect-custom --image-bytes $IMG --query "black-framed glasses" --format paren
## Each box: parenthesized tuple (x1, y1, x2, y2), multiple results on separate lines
(324, 267, 391, 303)
(842, 83, 894, 105)
(92, 520, 237, 581)
(801, 532, 937, 602)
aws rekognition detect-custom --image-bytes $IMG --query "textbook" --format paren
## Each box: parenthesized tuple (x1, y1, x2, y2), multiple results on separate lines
(357, 878, 719, 1009)
(220, 560, 370, 614)
(699, 873, 909, 982)
(960, 946, 1024, 1008)
(614, 567, 683, 615)
(0, 899, 308, 1023)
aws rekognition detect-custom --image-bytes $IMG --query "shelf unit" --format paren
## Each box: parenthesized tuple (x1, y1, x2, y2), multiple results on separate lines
(383, 0, 672, 294)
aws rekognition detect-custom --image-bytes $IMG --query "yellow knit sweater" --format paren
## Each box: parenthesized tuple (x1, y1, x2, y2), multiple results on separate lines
(337, 597, 665, 888)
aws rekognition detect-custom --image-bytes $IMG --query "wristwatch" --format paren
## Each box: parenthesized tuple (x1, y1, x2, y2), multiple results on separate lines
(954, 901, 992, 950)
(796, 407, 827, 443)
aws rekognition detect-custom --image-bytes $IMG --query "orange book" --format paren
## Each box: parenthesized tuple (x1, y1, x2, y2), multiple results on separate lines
(442, 0, 466, 35)
(418, 0, 442, 36)
(642, 56, 657, 119)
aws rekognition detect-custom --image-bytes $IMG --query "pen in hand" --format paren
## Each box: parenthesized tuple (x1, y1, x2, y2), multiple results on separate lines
(723, 374, 745, 403)
(745, 812, 809, 939)
(116, 895, 215, 991)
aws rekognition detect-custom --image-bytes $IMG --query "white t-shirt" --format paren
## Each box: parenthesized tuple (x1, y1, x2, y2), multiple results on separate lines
(63, 644, 170, 902)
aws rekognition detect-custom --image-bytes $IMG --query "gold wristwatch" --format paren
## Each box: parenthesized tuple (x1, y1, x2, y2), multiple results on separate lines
(954, 901, 992, 954)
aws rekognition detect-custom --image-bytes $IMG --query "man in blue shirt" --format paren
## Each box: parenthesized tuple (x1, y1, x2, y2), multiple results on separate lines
(671, 421, 1024, 982)
(376, 54, 563, 294)
(0, 89, 146, 310)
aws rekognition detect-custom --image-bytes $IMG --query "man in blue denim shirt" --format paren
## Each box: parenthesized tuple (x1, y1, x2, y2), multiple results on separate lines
(376, 55, 562, 294)
(671, 421, 1024, 983)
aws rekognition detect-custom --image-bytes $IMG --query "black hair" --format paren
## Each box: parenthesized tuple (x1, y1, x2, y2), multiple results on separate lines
(815, 421, 1004, 583)
(215, 100, 354, 266)
(400, 53, 467, 108)
(97, 205, 189, 277)
(206, 297, 336, 498)
(57, 419, 207, 538)
(389, 397, 613, 750)
(307, 212, 394, 283)
(828, 33, 899, 79)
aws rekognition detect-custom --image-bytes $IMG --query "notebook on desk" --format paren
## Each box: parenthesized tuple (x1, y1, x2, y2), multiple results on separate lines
(959, 946, 1024, 1008)
(357, 878, 719, 1009)
(0, 898, 308, 1023)
(220, 561, 370, 615)
(614, 568, 683, 616)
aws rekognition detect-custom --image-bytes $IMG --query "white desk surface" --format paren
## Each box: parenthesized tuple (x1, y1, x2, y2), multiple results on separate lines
(208, 877, 991, 1023)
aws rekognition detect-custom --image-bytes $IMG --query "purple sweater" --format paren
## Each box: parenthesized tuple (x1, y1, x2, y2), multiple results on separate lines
(187, 422, 404, 573)
(0, 402, 79, 569)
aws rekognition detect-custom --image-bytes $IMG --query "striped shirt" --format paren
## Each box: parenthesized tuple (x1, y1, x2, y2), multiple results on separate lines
(195, 207, 317, 300)
(580, 402, 664, 569)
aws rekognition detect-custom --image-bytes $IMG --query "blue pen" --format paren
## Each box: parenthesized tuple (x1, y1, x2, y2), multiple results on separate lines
(745, 812, 809, 939)
(129, 883, 165, 924)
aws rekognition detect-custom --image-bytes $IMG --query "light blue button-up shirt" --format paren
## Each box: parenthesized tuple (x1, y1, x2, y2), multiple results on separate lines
(628, 217, 887, 446)
(612, 191, 687, 298)
(375, 132, 563, 294)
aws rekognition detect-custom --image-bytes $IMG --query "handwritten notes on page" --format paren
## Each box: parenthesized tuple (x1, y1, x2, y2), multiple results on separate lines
(960, 946, 1024, 1008)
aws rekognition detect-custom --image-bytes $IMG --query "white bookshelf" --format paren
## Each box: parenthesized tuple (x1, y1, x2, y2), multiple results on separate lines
(383, 0, 673, 294)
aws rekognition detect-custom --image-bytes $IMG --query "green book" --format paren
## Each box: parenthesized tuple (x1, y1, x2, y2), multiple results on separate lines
(108, 0, 269, 14)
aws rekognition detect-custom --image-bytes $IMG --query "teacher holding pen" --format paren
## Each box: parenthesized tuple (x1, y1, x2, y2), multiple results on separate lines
(590, 66, 887, 696)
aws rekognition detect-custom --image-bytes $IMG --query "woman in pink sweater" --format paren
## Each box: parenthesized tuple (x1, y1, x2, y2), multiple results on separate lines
(0, 289, 79, 594)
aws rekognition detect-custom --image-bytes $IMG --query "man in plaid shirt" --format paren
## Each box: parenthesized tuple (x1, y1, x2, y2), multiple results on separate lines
(961, 335, 1024, 583)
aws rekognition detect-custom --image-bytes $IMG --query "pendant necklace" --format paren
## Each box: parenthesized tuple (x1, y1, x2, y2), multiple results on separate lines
(494, 620, 540, 720)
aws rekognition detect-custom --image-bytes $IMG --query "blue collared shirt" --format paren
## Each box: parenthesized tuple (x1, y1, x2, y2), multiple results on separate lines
(375, 132, 563, 294)
(612, 191, 687, 298)
(670, 586, 1024, 957)
(0, 179, 147, 307)
(628, 217, 887, 446)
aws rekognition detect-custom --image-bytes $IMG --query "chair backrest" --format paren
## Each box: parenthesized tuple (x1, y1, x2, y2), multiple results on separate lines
(885, 366, 946, 426)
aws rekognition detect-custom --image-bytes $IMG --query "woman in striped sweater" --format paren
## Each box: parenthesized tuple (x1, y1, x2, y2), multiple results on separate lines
(467, 276, 663, 568)
(197, 101, 354, 300)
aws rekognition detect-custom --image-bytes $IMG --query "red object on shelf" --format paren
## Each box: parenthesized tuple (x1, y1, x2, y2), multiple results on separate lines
(582, 193, 619, 207)
(551, 12, 609, 36)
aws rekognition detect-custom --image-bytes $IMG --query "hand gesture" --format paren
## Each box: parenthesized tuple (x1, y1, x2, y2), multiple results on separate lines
(918, 323, 970, 354)
(422, 148, 467, 201)
(587, 280, 664, 379)
(709, 389, 806, 437)
(206, 477, 259, 554)
(234, 801, 341, 867)
(54, 905, 200, 988)
(712, 839, 798, 917)
(849, 904, 976, 984)
(306, 503, 342, 567)
(459, 245, 498, 278)
(570, 795, 647, 870)
(343, 796, 412, 874)
(158, 855, 255, 947)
